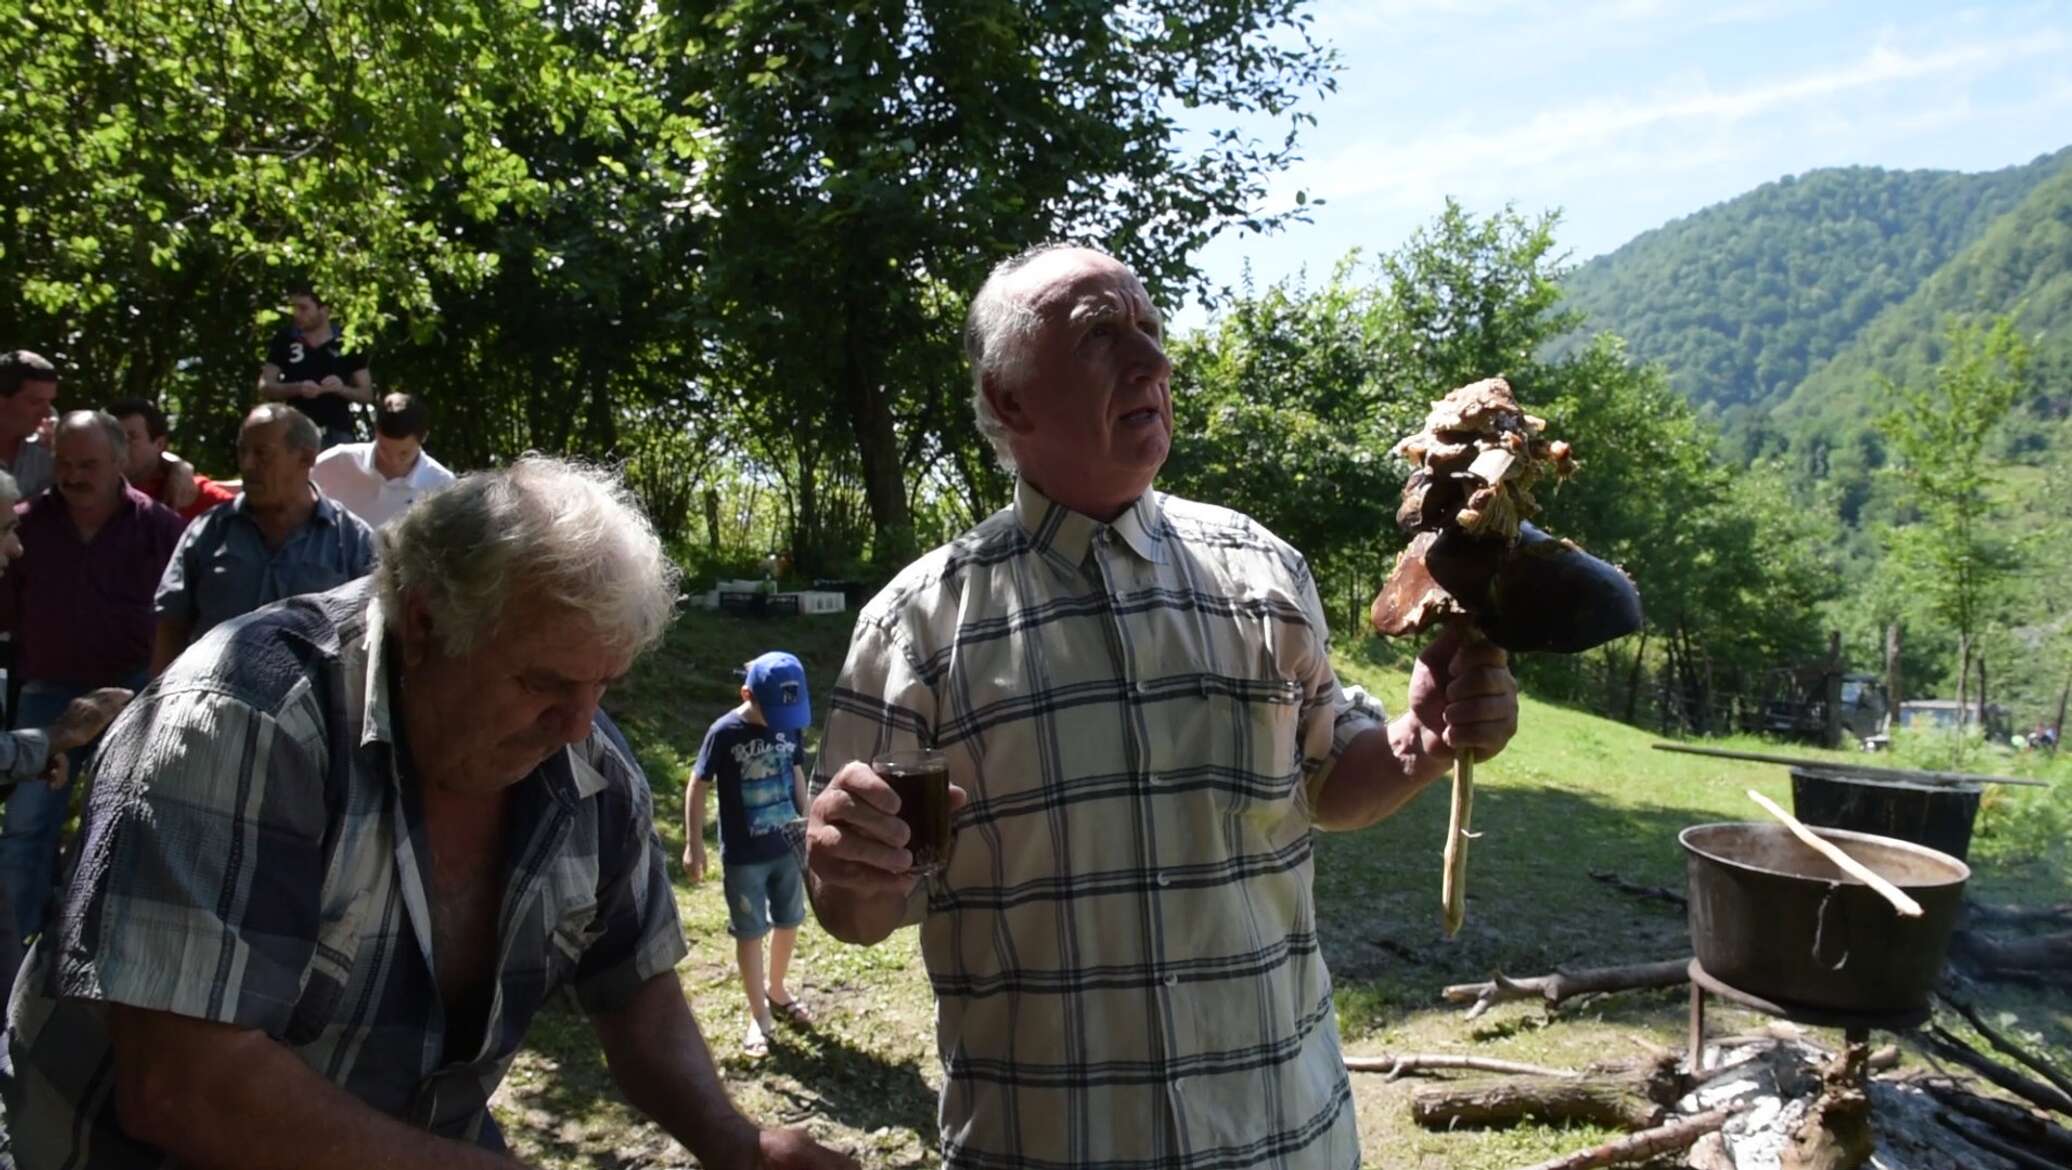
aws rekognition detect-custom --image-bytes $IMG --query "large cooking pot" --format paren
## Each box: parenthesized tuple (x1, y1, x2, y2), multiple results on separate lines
(1790, 767, 1981, 863)
(1680, 822, 1970, 1016)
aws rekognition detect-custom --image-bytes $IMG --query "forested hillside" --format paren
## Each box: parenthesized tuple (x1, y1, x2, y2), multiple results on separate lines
(1559, 146, 2072, 732)
(1560, 147, 2071, 422)
(1773, 161, 2072, 449)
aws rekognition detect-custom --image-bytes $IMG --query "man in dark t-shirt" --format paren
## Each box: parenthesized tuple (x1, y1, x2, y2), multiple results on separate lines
(686, 651, 812, 1054)
(258, 284, 372, 448)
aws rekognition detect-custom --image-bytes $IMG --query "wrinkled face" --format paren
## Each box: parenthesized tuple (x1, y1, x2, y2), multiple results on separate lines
(115, 414, 167, 481)
(989, 250, 1173, 512)
(0, 506, 21, 574)
(288, 294, 327, 334)
(398, 595, 634, 794)
(373, 432, 423, 479)
(237, 416, 314, 508)
(54, 424, 123, 513)
(1, 378, 58, 442)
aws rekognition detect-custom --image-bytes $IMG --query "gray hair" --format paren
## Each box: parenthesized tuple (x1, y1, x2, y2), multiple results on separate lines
(376, 455, 681, 659)
(56, 409, 129, 466)
(246, 403, 322, 452)
(965, 243, 1120, 473)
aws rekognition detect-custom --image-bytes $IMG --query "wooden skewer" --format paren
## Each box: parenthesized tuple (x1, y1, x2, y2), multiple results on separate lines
(1745, 789, 1923, 918)
(1442, 751, 1474, 938)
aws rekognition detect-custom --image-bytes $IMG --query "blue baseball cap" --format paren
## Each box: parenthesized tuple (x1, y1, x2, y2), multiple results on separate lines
(744, 651, 812, 732)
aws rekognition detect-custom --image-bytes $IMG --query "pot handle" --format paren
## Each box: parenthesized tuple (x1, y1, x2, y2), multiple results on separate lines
(1811, 882, 1851, 971)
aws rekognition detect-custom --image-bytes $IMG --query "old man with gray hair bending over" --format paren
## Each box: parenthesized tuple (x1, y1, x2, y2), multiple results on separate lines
(1, 456, 855, 1170)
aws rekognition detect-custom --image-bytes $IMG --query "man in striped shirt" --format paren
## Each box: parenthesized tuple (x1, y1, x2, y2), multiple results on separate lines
(805, 245, 1520, 1170)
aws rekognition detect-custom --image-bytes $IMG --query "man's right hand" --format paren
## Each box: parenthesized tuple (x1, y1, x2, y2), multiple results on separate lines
(806, 762, 922, 898)
(48, 688, 135, 755)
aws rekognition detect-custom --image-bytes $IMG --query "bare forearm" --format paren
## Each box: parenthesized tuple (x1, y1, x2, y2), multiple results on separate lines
(258, 367, 294, 400)
(595, 973, 758, 1168)
(1312, 714, 1456, 831)
(111, 1009, 522, 1170)
(684, 781, 708, 847)
(345, 370, 376, 403)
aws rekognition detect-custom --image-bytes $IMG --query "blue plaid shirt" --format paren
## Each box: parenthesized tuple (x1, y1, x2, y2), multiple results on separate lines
(154, 488, 378, 641)
(1, 577, 687, 1165)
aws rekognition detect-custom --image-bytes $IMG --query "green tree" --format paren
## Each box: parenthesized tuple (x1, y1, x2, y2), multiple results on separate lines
(1876, 316, 2032, 734)
(0, 0, 701, 464)
(659, 0, 1336, 560)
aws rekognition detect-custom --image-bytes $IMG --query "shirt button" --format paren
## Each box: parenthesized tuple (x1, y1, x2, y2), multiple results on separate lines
(1156, 872, 1171, 887)
(1163, 974, 1179, 988)
(1146, 772, 1161, 785)
(1136, 680, 1151, 695)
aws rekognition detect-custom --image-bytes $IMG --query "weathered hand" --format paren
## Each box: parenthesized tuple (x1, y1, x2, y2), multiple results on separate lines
(754, 1126, 859, 1170)
(1408, 625, 1518, 763)
(37, 751, 70, 789)
(48, 688, 135, 755)
(806, 761, 967, 897)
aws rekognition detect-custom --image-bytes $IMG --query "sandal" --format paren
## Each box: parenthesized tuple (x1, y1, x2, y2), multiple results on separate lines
(767, 996, 814, 1026)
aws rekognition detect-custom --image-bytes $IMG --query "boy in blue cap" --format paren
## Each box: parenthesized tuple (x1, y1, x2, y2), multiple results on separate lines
(687, 651, 814, 1054)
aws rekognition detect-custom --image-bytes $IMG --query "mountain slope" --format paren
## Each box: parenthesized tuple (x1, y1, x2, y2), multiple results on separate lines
(1560, 147, 2072, 415)
(1772, 160, 2072, 441)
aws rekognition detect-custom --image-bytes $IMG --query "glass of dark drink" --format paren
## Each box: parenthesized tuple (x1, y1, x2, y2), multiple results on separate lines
(873, 748, 953, 875)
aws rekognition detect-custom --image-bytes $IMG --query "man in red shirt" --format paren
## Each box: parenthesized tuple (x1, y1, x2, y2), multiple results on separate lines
(108, 399, 232, 522)
(0, 410, 184, 943)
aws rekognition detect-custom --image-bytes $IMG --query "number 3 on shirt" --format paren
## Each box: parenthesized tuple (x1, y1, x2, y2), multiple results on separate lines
(288, 341, 306, 364)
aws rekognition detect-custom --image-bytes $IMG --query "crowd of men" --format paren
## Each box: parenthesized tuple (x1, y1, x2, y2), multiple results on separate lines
(0, 251, 1523, 1170)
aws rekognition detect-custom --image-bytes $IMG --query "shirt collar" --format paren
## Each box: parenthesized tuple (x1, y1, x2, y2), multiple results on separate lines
(1013, 478, 1167, 573)
(359, 592, 606, 802)
(232, 482, 339, 525)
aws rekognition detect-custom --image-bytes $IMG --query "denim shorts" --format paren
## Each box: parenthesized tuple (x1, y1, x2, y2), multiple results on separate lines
(722, 855, 806, 940)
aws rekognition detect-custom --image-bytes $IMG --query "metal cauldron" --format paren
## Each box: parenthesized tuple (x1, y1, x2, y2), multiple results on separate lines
(1680, 822, 1970, 1016)
(1789, 767, 1981, 863)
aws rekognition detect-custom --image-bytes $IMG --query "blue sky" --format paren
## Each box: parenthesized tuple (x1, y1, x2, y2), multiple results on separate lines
(1177, 0, 2072, 322)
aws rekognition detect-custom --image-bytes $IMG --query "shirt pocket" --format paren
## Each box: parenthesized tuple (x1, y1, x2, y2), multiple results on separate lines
(1209, 673, 1304, 816)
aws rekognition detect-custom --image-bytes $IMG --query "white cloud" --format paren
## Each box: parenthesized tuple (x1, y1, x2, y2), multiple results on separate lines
(1287, 29, 2068, 212)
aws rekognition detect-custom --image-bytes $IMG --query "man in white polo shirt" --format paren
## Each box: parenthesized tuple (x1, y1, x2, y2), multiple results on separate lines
(310, 391, 455, 528)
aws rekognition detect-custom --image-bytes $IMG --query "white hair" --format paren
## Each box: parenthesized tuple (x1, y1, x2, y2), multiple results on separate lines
(965, 243, 1120, 473)
(377, 455, 681, 658)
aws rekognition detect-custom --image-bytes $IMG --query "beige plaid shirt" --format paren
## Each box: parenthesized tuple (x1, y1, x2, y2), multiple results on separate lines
(816, 480, 1386, 1170)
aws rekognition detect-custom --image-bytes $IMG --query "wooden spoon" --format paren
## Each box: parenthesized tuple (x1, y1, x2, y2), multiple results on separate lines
(1746, 789, 1924, 918)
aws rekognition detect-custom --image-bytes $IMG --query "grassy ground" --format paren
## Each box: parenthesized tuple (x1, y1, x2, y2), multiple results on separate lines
(490, 611, 2072, 1169)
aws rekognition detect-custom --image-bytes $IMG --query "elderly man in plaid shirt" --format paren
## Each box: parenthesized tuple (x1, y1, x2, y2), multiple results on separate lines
(1, 457, 853, 1170)
(806, 244, 1521, 1170)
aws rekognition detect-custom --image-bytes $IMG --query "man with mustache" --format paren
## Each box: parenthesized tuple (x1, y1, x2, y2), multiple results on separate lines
(805, 245, 1521, 1170)
(0, 469, 133, 1015)
(2, 457, 854, 1170)
(0, 411, 182, 955)
(151, 404, 377, 675)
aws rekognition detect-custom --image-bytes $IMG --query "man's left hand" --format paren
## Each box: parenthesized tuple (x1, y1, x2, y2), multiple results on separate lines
(162, 453, 200, 509)
(1408, 625, 1519, 763)
(37, 752, 70, 789)
(754, 1126, 858, 1169)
